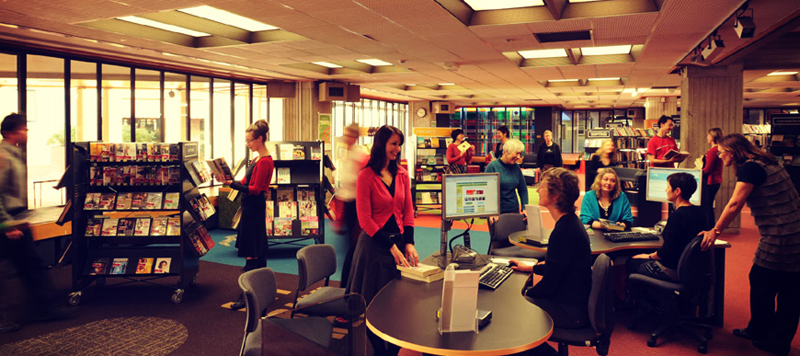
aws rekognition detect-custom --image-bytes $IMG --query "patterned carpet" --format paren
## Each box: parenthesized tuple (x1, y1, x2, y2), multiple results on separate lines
(0, 317, 187, 356)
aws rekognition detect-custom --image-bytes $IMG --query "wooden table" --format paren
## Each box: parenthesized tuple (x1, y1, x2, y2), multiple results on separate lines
(366, 272, 553, 356)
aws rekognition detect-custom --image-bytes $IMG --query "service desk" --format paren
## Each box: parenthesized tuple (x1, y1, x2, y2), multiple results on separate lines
(367, 271, 553, 356)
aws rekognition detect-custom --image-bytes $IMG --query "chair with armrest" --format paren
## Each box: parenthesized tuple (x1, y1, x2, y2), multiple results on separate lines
(549, 253, 615, 356)
(522, 154, 537, 169)
(238, 267, 332, 356)
(489, 213, 546, 259)
(628, 236, 714, 354)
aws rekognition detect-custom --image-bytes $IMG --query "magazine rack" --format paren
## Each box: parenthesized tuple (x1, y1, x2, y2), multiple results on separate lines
(68, 142, 207, 305)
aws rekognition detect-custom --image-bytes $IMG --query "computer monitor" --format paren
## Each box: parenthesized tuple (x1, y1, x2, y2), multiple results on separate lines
(441, 173, 501, 220)
(645, 167, 703, 205)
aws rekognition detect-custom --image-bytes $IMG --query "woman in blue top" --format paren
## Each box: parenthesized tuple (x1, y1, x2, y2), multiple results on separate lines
(485, 138, 528, 215)
(580, 168, 634, 230)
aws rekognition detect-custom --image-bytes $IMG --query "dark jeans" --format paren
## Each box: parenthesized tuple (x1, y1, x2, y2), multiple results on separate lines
(0, 222, 55, 311)
(747, 264, 800, 354)
(339, 200, 359, 287)
(703, 183, 721, 230)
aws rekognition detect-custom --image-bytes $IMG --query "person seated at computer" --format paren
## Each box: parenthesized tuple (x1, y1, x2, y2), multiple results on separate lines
(585, 139, 619, 191)
(485, 139, 529, 236)
(446, 129, 473, 174)
(580, 168, 634, 231)
(510, 168, 592, 332)
(626, 172, 705, 282)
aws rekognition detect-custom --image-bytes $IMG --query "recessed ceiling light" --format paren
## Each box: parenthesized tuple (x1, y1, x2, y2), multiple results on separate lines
(581, 45, 632, 56)
(439, 83, 455, 86)
(117, 16, 211, 37)
(518, 48, 568, 59)
(312, 62, 343, 68)
(179, 6, 278, 32)
(569, 0, 603, 3)
(464, 0, 544, 11)
(406, 84, 417, 86)
(356, 59, 393, 66)
(622, 88, 636, 93)
(548, 79, 578, 83)
(767, 71, 799, 76)
(588, 77, 621, 81)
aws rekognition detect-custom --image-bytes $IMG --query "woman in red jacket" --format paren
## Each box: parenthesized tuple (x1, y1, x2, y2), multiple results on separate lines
(702, 128, 723, 229)
(347, 125, 418, 356)
(445, 129, 473, 173)
(221, 120, 274, 310)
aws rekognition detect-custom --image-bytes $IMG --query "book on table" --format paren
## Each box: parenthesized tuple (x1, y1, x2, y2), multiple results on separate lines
(599, 218, 625, 231)
(396, 263, 441, 277)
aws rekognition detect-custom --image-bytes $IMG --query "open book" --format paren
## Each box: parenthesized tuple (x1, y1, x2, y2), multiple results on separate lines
(206, 157, 233, 181)
(457, 141, 471, 154)
(663, 149, 690, 162)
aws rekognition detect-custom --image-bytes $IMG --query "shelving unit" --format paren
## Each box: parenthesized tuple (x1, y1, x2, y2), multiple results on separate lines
(585, 127, 653, 170)
(743, 124, 771, 148)
(70, 141, 203, 305)
(769, 115, 800, 190)
(412, 127, 455, 211)
(450, 107, 535, 158)
(266, 141, 325, 247)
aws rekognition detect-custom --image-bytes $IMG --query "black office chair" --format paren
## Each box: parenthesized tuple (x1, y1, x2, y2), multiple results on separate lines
(628, 236, 714, 354)
(522, 154, 537, 169)
(489, 213, 546, 259)
(238, 267, 333, 356)
(549, 253, 615, 356)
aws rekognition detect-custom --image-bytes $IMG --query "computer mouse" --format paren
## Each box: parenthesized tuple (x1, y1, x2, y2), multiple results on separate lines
(507, 260, 518, 268)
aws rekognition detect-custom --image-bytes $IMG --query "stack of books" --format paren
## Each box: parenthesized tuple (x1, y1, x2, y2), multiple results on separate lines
(396, 264, 444, 283)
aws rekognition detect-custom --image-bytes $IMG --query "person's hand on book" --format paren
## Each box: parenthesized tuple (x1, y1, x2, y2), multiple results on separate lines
(404, 244, 419, 267)
(390, 244, 410, 267)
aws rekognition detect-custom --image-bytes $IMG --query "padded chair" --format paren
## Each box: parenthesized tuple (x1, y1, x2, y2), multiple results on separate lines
(489, 213, 546, 260)
(628, 236, 714, 354)
(549, 254, 615, 356)
(292, 244, 346, 317)
(521, 154, 537, 169)
(238, 267, 332, 356)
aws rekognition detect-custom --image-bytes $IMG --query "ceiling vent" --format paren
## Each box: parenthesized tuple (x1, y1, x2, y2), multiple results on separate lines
(534, 30, 591, 43)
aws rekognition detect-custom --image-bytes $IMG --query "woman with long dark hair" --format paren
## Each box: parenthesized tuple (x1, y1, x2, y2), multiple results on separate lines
(700, 133, 800, 356)
(220, 120, 273, 310)
(347, 125, 418, 355)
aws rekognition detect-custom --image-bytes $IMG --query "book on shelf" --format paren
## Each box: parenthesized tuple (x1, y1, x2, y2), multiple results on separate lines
(135, 258, 154, 274)
(154, 257, 171, 274)
(117, 218, 136, 236)
(298, 200, 316, 219)
(296, 187, 315, 201)
(89, 258, 109, 275)
(301, 217, 319, 235)
(662, 149, 690, 162)
(430, 138, 440, 148)
(310, 146, 322, 160)
(279, 144, 293, 160)
(85, 217, 104, 237)
(206, 157, 234, 181)
(134, 218, 152, 236)
(273, 218, 293, 236)
(115, 193, 133, 210)
(150, 217, 168, 236)
(292, 145, 306, 160)
(145, 192, 163, 210)
(265, 201, 274, 235)
(276, 167, 291, 184)
(198, 194, 215, 218)
(279, 201, 297, 219)
(110, 258, 128, 275)
(163, 192, 180, 210)
(101, 218, 119, 236)
(276, 187, 294, 202)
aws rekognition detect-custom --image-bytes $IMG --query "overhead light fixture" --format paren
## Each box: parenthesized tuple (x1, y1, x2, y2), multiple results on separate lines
(178, 6, 278, 32)
(438, 83, 455, 86)
(569, 0, 603, 2)
(548, 79, 578, 83)
(701, 34, 725, 60)
(580, 45, 632, 56)
(588, 77, 621, 81)
(312, 62, 343, 68)
(768, 71, 799, 76)
(117, 16, 211, 37)
(356, 59, 393, 66)
(733, 3, 756, 39)
(518, 48, 568, 59)
(463, 0, 544, 11)
(405, 84, 417, 86)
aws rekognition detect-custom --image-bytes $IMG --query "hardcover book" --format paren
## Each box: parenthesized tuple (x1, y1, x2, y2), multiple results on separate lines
(135, 257, 154, 274)
(154, 258, 171, 274)
(110, 258, 128, 275)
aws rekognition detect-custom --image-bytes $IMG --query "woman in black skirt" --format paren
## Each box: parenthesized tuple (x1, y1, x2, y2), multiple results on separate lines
(220, 120, 274, 310)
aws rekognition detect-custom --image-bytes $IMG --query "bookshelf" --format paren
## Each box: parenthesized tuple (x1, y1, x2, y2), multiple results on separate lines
(585, 127, 653, 170)
(412, 128, 455, 211)
(450, 107, 535, 158)
(769, 115, 800, 190)
(743, 124, 771, 148)
(264, 141, 325, 246)
(70, 142, 209, 305)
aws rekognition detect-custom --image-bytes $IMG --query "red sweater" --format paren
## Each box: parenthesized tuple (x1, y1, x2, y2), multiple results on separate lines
(703, 145, 723, 185)
(237, 156, 274, 195)
(446, 143, 473, 165)
(356, 166, 415, 239)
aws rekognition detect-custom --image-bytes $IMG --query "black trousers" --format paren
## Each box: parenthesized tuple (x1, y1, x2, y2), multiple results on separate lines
(748, 264, 800, 354)
(0, 222, 54, 310)
(702, 183, 721, 230)
(339, 200, 359, 287)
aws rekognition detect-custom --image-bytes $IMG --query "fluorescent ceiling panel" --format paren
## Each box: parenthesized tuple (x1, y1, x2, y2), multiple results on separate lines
(569, 0, 603, 2)
(768, 71, 798, 76)
(518, 49, 568, 59)
(439, 83, 455, 86)
(548, 79, 578, 82)
(581, 45, 632, 56)
(357, 59, 393, 66)
(117, 16, 211, 37)
(179, 5, 278, 32)
(463, 0, 544, 11)
(312, 62, 343, 68)
(588, 77, 620, 81)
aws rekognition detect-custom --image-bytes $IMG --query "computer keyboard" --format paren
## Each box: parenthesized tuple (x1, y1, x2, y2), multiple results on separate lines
(478, 263, 514, 290)
(604, 231, 660, 243)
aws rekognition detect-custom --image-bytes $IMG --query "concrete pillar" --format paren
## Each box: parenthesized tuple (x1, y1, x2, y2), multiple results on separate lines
(681, 61, 744, 232)
(645, 96, 678, 122)
(282, 82, 319, 141)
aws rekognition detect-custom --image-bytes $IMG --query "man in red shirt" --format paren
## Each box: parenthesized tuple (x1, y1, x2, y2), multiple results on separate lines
(647, 116, 681, 168)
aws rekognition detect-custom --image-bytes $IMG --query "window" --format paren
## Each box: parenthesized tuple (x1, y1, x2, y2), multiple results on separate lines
(190, 76, 211, 161)
(102, 64, 131, 142)
(213, 79, 232, 164)
(233, 83, 250, 165)
(269, 98, 283, 141)
(164, 72, 187, 142)
(561, 110, 573, 153)
(0, 52, 18, 114)
(134, 69, 162, 142)
(71, 61, 98, 142)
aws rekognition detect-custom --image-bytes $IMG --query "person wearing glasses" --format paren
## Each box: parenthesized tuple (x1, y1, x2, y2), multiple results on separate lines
(702, 128, 724, 229)
(699, 133, 800, 356)
(219, 119, 274, 310)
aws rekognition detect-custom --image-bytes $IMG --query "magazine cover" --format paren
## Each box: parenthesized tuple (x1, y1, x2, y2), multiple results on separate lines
(150, 217, 168, 236)
(292, 145, 306, 160)
(163, 192, 180, 210)
(273, 218, 293, 236)
(89, 258, 109, 275)
(166, 217, 181, 236)
(90, 142, 101, 161)
(116, 192, 133, 210)
(298, 200, 316, 219)
(134, 217, 152, 236)
(84, 193, 101, 210)
(98, 193, 117, 210)
(310, 146, 322, 160)
(276, 167, 291, 184)
(102, 166, 117, 185)
(135, 257, 154, 274)
(116, 218, 136, 236)
(278, 201, 297, 219)
(276, 187, 294, 202)
(131, 192, 147, 210)
(146, 192, 163, 210)
(154, 258, 171, 274)
(85, 218, 104, 237)
(101, 218, 119, 236)
(296, 187, 314, 201)
(301, 217, 319, 236)
(110, 257, 129, 275)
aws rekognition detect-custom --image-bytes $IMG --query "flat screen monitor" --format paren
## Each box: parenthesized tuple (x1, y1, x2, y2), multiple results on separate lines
(441, 173, 501, 220)
(645, 167, 703, 205)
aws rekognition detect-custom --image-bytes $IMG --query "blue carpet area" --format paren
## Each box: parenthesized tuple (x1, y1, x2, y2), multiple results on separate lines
(203, 219, 490, 282)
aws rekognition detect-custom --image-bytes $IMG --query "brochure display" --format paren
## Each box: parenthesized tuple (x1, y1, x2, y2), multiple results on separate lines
(438, 264, 480, 334)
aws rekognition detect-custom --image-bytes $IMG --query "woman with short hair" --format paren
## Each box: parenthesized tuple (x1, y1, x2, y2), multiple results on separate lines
(537, 130, 563, 171)
(446, 129, 473, 174)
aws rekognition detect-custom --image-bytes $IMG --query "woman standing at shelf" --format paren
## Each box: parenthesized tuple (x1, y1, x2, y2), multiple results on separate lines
(347, 125, 418, 356)
(580, 168, 634, 230)
(219, 119, 274, 310)
(537, 130, 563, 171)
(445, 129, 474, 174)
(699, 134, 800, 356)
(702, 128, 724, 229)
(586, 139, 619, 191)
